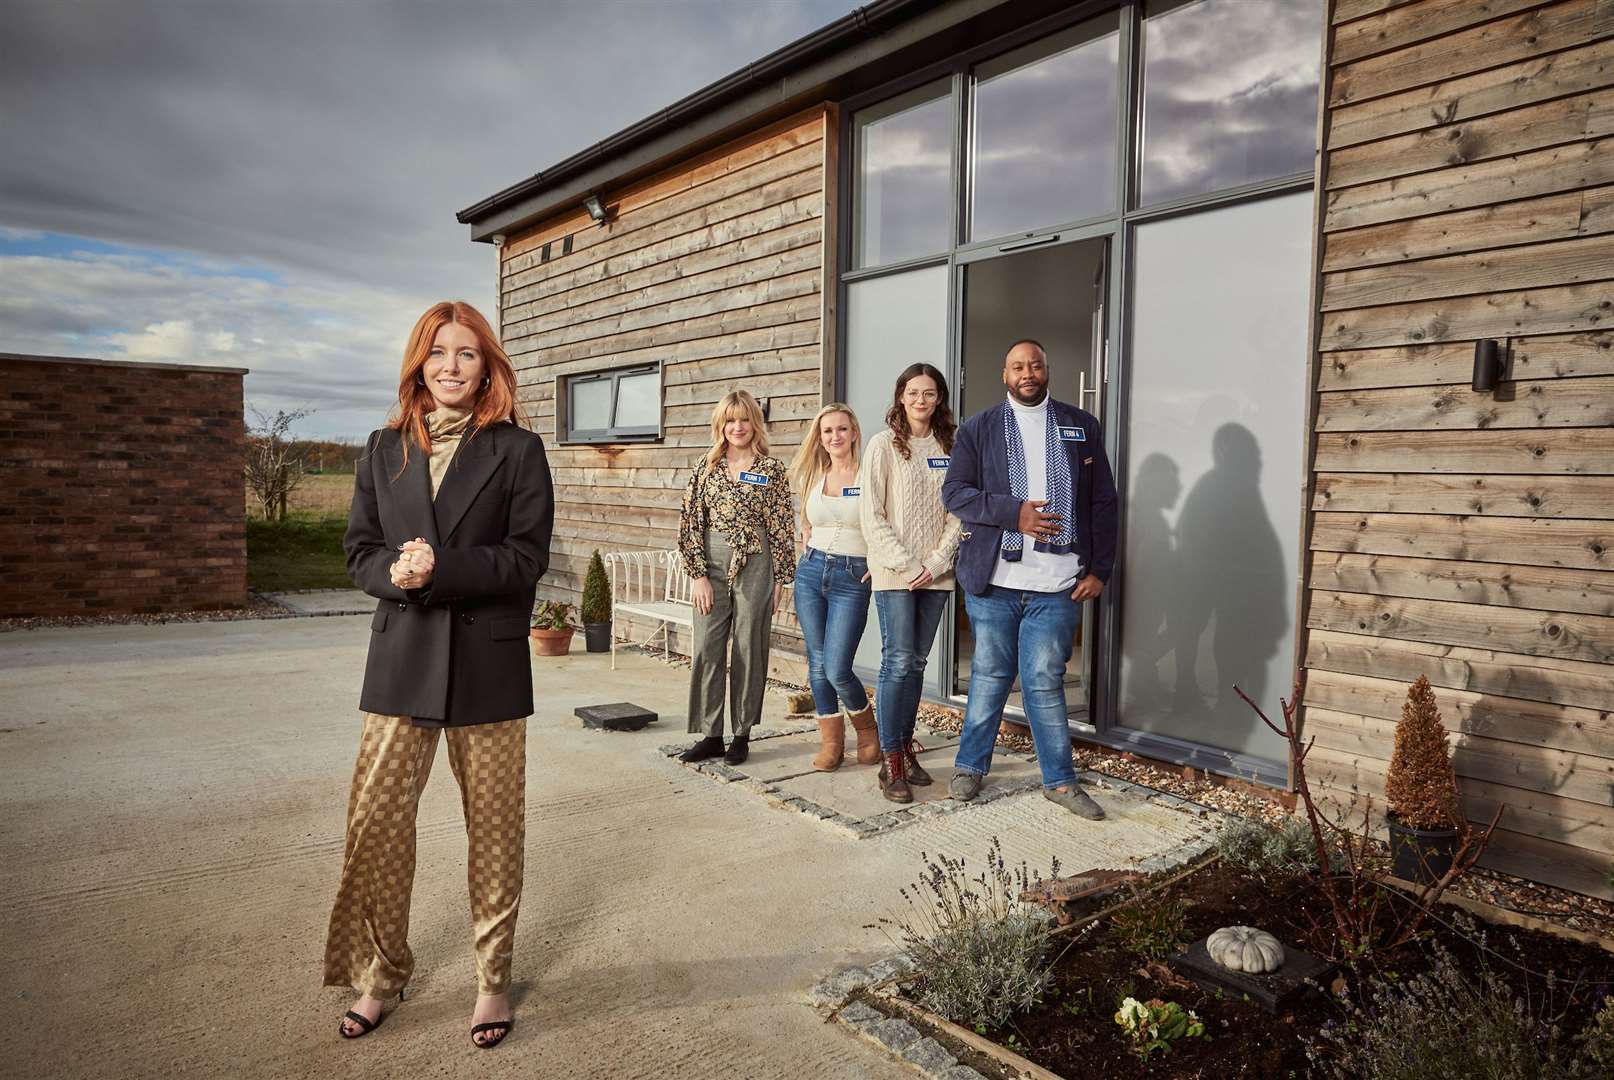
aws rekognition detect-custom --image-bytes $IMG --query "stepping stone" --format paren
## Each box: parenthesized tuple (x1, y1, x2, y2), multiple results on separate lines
(1170, 935, 1335, 1014)
(574, 702, 658, 731)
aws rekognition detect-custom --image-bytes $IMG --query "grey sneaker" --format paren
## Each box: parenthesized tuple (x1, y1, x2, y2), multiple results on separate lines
(949, 772, 983, 802)
(1044, 783, 1105, 820)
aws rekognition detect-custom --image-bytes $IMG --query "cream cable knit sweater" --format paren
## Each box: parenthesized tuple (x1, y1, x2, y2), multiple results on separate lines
(858, 429, 962, 592)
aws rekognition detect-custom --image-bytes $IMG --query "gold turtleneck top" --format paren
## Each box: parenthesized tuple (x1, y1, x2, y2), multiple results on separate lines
(425, 406, 473, 499)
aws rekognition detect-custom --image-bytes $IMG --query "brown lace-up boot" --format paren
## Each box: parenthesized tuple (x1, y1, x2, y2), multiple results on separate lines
(845, 704, 880, 766)
(878, 749, 913, 804)
(812, 713, 845, 771)
(903, 739, 932, 786)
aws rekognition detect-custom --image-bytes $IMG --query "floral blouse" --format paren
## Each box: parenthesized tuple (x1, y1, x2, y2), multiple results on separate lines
(679, 454, 796, 585)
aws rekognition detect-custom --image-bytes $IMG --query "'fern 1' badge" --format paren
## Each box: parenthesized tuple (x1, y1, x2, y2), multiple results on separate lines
(737, 471, 769, 486)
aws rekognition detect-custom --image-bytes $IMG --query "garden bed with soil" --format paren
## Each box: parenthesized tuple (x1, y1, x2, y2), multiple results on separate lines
(891, 859, 1614, 1078)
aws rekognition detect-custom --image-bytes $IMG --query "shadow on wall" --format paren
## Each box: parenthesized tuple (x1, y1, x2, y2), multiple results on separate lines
(1122, 424, 1289, 755)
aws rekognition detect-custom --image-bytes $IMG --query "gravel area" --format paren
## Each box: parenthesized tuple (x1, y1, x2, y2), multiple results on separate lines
(1, 593, 290, 633)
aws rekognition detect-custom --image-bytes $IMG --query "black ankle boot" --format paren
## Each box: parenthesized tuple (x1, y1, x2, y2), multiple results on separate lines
(680, 736, 725, 763)
(723, 735, 750, 766)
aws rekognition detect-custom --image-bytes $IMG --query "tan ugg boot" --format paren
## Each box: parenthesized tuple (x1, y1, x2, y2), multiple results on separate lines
(845, 704, 880, 766)
(812, 714, 845, 771)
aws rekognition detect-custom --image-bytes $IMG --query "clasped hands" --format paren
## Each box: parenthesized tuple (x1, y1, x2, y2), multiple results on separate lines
(1017, 500, 1104, 602)
(390, 537, 435, 590)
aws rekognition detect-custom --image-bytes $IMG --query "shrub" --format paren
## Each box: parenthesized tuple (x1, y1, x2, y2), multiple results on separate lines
(1384, 675, 1461, 831)
(531, 600, 573, 630)
(1214, 814, 1325, 880)
(1306, 942, 1594, 1079)
(1110, 889, 1191, 962)
(882, 838, 1056, 1031)
(581, 550, 612, 624)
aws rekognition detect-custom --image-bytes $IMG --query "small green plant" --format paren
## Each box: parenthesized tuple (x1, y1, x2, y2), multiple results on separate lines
(580, 549, 612, 625)
(531, 600, 573, 630)
(1110, 888, 1192, 962)
(1113, 996, 1205, 1061)
(1214, 814, 1329, 880)
(1580, 997, 1614, 1073)
(877, 838, 1056, 1031)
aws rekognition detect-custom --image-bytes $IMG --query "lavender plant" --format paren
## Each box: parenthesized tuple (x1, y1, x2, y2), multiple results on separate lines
(878, 837, 1058, 1031)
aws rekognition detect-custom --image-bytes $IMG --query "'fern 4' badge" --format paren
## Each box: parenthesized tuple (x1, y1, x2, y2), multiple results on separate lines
(737, 471, 769, 486)
(1057, 426, 1086, 442)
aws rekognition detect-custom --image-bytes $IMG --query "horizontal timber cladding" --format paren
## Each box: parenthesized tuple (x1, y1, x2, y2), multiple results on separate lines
(1304, 0, 1614, 897)
(499, 107, 831, 670)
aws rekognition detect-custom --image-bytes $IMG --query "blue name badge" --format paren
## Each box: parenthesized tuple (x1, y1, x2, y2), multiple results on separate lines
(927, 457, 950, 469)
(841, 486, 861, 497)
(738, 471, 769, 486)
(1057, 426, 1086, 442)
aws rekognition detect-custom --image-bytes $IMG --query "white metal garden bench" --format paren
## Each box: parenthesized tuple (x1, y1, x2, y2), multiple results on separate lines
(602, 549, 694, 670)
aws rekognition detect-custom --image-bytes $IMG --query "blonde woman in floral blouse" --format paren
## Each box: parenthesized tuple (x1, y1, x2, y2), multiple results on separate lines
(677, 389, 796, 765)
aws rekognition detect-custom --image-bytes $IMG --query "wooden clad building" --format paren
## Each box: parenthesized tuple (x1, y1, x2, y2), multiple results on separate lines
(462, 0, 1614, 898)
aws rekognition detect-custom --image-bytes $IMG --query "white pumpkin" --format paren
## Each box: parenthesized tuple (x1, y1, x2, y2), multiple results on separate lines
(1206, 926, 1285, 974)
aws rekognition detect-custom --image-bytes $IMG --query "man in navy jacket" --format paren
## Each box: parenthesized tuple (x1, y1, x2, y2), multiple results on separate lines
(941, 340, 1119, 818)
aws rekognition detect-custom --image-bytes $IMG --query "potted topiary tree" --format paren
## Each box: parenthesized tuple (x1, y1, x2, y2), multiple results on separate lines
(580, 549, 612, 653)
(530, 600, 575, 657)
(1384, 675, 1463, 884)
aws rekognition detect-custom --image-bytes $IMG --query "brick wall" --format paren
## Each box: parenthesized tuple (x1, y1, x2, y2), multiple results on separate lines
(0, 354, 249, 616)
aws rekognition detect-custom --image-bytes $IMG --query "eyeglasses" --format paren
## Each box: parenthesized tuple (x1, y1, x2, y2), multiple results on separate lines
(902, 389, 940, 402)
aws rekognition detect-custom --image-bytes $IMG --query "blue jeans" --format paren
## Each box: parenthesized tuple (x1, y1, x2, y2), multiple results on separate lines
(793, 548, 872, 716)
(873, 588, 949, 753)
(954, 585, 1080, 788)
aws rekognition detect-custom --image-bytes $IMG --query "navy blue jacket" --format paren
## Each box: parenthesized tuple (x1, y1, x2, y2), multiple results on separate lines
(941, 398, 1119, 596)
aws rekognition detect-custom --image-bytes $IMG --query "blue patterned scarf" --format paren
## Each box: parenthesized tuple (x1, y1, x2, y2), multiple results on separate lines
(1000, 401, 1076, 561)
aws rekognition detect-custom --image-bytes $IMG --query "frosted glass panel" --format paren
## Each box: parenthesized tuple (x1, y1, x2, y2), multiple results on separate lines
(614, 371, 660, 429)
(844, 265, 951, 677)
(853, 80, 954, 268)
(1118, 191, 1311, 764)
(570, 378, 611, 432)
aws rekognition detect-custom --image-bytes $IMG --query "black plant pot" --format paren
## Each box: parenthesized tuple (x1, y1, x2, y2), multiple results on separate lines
(1387, 814, 1459, 884)
(584, 621, 611, 653)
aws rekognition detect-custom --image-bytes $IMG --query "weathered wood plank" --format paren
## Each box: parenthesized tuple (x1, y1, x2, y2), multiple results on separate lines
(1312, 471, 1614, 518)
(512, 326, 821, 384)
(1309, 550, 1614, 615)
(1334, 0, 1420, 25)
(1331, 0, 1614, 106)
(1319, 282, 1614, 351)
(1305, 627, 1614, 710)
(1317, 331, 1614, 388)
(505, 201, 822, 315)
(1324, 139, 1614, 231)
(1311, 510, 1613, 569)
(1306, 588, 1614, 662)
(663, 392, 819, 427)
(509, 294, 822, 368)
(1327, 88, 1614, 190)
(1314, 374, 1614, 429)
(1328, 37, 1614, 149)
(1320, 189, 1610, 273)
(1311, 428, 1614, 473)
(1307, 668, 1614, 760)
(1333, 0, 1549, 67)
(1322, 234, 1614, 310)
(502, 112, 823, 261)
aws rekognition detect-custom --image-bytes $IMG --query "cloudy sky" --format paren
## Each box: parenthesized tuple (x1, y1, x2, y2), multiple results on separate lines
(0, 0, 858, 439)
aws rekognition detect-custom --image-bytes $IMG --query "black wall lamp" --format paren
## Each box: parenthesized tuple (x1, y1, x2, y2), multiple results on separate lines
(1472, 339, 1504, 392)
(583, 193, 612, 226)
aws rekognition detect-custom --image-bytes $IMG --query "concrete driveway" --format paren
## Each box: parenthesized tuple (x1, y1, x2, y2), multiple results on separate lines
(0, 615, 1209, 1079)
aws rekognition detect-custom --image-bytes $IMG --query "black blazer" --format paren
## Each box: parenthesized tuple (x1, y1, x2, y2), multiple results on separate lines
(344, 421, 554, 726)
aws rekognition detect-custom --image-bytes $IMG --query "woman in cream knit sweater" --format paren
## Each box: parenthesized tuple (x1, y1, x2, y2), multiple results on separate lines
(858, 362, 962, 803)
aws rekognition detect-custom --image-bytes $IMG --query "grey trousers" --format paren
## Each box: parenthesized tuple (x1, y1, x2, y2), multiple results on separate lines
(688, 530, 773, 737)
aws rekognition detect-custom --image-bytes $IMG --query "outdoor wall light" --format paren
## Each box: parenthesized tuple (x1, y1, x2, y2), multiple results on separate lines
(1472, 339, 1504, 392)
(583, 194, 611, 225)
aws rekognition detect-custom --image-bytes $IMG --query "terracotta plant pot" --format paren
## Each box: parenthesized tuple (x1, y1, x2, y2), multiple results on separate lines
(584, 621, 611, 653)
(530, 627, 574, 657)
(1386, 813, 1459, 885)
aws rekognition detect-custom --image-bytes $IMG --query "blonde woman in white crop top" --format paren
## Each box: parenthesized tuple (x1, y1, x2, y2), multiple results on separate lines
(788, 404, 879, 772)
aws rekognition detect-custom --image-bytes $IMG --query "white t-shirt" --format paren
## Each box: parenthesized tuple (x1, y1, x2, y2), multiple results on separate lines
(989, 394, 1084, 594)
(805, 480, 868, 556)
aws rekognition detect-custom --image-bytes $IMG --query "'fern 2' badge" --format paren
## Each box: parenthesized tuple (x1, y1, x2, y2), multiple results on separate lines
(738, 471, 769, 486)
(927, 457, 951, 469)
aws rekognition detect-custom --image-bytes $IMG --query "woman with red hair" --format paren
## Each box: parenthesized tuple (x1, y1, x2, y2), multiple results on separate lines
(324, 301, 553, 1050)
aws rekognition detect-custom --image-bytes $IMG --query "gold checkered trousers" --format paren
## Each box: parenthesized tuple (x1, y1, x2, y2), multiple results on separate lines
(323, 712, 526, 997)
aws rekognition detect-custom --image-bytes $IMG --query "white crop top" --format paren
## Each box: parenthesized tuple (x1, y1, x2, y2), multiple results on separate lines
(805, 481, 868, 556)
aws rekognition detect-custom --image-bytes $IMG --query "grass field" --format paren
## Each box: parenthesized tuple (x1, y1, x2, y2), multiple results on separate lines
(245, 473, 354, 519)
(247, 512, 351, 592)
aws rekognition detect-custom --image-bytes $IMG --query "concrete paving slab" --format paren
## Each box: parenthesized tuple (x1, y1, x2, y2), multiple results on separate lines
(775, 751, 1041, 818)
(747, 730, 962, 783)
(263, 588, 373, 615)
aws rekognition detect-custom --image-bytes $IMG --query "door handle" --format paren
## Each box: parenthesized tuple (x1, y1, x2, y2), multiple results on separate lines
(1079, 370, 1101, 406)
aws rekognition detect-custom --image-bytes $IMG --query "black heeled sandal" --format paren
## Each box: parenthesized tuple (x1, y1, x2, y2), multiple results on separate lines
(470, 1019, 513, 1049)
(339, 987, 403, 1040)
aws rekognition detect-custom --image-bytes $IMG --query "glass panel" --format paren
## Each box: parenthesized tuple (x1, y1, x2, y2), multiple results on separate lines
(569, 377, 611, 433)
(1118, 191, 1312, 763)
(970, 17, 1120, 242)
(1139, 0, 1323, 206)
(853, 79, 954, 268)
(613, 370, 660, 430)
(844, 265, 950, 678)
